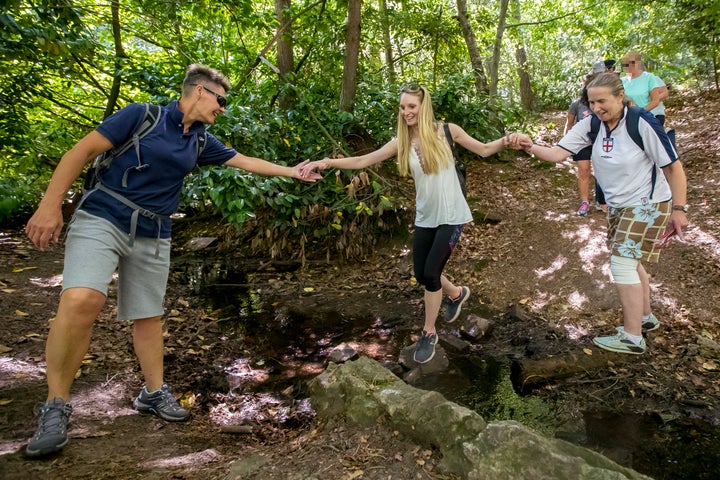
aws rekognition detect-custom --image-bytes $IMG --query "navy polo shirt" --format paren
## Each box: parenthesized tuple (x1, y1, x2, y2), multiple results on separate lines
(82, 101, 237, 238)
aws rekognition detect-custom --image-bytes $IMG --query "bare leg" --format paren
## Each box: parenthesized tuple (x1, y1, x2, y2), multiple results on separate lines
(577, 160, 591, 202)
(616, 283, 644, 337)
(423, 289, 443, 334)
(46, 287, 106, 402)
(133, 316, 164, 391)
(637, 262, 652, 316)
(440, 274, 461, 300)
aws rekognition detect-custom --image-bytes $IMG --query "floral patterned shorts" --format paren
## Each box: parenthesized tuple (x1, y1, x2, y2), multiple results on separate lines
(607, 201, 672, 264)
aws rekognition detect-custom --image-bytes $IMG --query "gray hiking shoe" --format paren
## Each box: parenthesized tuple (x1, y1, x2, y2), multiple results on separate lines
(444, 286, 470, 323)
(413, 331, 438, 364)
(26, 398, 73, 457)
(615, 313, 660, 334)
(593, 331, 646, 355)
(133, 384, 190, 422)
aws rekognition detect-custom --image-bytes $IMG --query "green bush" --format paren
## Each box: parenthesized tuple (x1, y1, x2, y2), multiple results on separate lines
(0, 175, 41, 226)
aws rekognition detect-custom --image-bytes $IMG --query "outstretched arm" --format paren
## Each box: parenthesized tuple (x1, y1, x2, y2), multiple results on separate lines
(25, 130, 113, 251)
(448, 123, 509, 157)
(224, 154, 322, 182)
(299, 139, 398, 178)
(516, 134, 574, 163)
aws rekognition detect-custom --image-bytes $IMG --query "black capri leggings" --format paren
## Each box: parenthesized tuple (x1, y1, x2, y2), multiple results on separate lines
(413, 224, 464, 292)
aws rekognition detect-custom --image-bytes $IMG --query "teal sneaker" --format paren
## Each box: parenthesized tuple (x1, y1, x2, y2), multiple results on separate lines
(26, 398, 73, 457)
(593, 331, 646, 354)
(413, 331, 438, 364)
(133, 384, 190, 422)
(444, 286, 470, 323)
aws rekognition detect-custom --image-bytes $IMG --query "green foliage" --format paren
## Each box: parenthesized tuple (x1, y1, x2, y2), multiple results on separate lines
(0, 175, 42, 226)
(1, 0, 716, 258)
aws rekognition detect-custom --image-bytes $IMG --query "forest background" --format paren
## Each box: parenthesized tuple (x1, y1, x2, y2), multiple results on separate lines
(1, 0, 718, 257)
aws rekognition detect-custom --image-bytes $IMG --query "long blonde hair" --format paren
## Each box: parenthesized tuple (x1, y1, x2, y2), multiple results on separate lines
(395, 85, 452, 176)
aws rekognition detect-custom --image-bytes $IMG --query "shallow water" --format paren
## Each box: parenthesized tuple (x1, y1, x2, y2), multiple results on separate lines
(173, 256, 720, 479)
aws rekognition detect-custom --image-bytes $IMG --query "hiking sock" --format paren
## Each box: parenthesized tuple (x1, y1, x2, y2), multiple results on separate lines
(624, 332, 644, 345)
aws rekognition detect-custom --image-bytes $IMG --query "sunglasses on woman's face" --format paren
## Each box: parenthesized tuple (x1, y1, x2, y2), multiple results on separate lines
(190, 83, 227, 108)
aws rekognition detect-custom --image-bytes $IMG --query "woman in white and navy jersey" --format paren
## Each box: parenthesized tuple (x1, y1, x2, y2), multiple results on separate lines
(516, 72, 688, 355)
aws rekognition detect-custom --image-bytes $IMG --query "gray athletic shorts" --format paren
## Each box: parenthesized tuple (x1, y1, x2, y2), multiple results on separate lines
(63, 209, 171, 321)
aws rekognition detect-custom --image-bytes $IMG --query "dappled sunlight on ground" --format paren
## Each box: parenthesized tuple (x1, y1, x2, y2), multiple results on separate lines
(566, 290, 589, 310)
(534, 255, 567, 278)
(687, 225, 720, 261)
(28, 274, 62, 288)
(563, 323, 590, 340)
(0, 357, 45, 389)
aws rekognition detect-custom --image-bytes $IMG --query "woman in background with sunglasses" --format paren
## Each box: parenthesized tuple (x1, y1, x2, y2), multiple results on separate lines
(23, 63, 321, 458)
(300, 84, 521, 364)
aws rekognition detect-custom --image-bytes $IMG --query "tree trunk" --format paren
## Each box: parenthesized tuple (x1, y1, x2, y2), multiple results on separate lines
(512, 0, 535, 110)
(455, 0, 488, 97)
(380, 0, 395, 84)
(275, 0, 295, 110)
(488, 0, 510, 114)
(339, 0, 362, 113)
(105, 0, 125, 119)
(510, 349, 633, 395)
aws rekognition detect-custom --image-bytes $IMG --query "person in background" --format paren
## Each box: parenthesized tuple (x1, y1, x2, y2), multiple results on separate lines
(23, 63, 321, 457)
(566, 70, 598, 216)
(621, 50, 668, 125)
(299, 84, 523, 364)
(517, 72, 688, 355)
(604, 58, 617, 73)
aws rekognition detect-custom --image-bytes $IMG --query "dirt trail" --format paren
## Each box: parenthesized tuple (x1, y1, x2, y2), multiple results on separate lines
(1, 90, 719, 479)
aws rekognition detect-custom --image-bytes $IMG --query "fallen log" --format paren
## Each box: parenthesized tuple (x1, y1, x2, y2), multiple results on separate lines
(510, 347, 635, 395)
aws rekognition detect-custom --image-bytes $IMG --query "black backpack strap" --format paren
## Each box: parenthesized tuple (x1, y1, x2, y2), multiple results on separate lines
(442, 122, 464, 170)
(588, 114, 600, 143)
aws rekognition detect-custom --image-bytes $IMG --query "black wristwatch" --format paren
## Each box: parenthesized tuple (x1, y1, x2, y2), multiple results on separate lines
(672, 204, 689, 213)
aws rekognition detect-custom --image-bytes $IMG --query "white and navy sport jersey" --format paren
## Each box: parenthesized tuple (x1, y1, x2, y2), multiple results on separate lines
(558, 107, 678, 208)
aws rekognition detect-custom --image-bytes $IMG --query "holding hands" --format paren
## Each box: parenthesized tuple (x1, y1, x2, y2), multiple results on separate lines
(299, 158, 334, 179)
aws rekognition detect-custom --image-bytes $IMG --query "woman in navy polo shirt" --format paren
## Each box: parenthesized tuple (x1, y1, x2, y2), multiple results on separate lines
(516, 72, 688, 355)
(23, 63, 321, 457)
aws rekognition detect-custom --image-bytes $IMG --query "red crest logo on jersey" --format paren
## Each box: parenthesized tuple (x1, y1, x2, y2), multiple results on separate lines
(602, 137, 614, 152)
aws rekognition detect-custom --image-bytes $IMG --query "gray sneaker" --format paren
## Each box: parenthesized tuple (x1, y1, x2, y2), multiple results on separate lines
(26, 398, 73, 457)
(413, 331, 438, 364)
(444, 286, 470, 323)
(133, 384, 190, 422)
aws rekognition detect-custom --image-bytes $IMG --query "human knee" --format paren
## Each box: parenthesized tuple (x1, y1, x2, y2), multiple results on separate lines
(577, 162, 591, 180)
(416, 273, 441, 292)
(610, 255, 640, 284)
(60, 287, 106, 314)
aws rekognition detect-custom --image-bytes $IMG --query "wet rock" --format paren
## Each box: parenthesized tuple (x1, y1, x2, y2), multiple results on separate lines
(439, 333, 471, 353)
(398, 343, 449, 373)
(309, 356, 653, 480)
(460, 314, 491, 341)
(183, 237, 217, 251)
(327, 343, 359, 363)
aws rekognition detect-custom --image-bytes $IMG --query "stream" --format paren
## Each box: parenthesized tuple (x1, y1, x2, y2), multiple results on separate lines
(172, 255, 720, 480)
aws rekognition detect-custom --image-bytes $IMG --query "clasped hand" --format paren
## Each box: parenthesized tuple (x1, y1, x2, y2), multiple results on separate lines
(299, 158, 332, 180)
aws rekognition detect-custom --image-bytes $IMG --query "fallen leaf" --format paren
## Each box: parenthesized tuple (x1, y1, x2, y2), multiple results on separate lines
(15, 310, 29, 317)
(0, 345, 12, 354)
(702, 360, 719, 371)
(2, 289, 17, 293)
(583, 348, 593, 355)
(0, 399, 13, 406)
(303, 287, 314, 292)
(12, 266, 38, 273)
